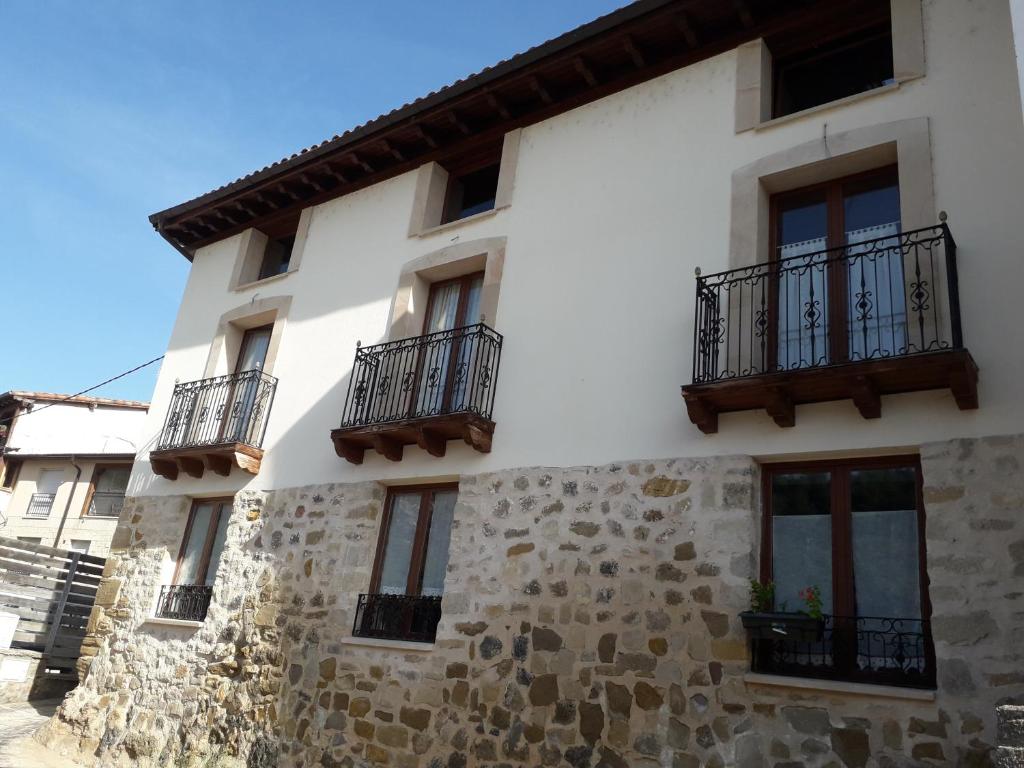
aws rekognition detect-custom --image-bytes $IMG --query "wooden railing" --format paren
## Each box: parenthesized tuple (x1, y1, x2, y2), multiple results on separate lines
(0, 536, 106, 679)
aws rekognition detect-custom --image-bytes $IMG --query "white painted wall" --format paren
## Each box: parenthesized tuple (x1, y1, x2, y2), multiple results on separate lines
(7, 402, 147, 456)
(131, 0, 1024, 498)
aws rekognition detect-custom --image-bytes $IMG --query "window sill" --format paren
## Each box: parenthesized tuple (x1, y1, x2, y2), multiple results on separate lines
(743, 672, 935, 701)
(414, 205, 505, 239)
(233, 268, 296, 293)
(747, 81, 904, 133)
(142, 616, 204, 630)
(341, 636, 435, 652)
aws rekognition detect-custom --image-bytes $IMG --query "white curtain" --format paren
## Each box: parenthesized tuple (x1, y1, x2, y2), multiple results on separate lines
(777, 235, 829, 369)
(845, 221, 904, 360)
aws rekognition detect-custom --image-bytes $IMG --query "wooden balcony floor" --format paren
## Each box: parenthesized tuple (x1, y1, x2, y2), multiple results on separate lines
(331, 412, 494, 464)
(150, 442, 263, 480)
(681, 348, 978, 434)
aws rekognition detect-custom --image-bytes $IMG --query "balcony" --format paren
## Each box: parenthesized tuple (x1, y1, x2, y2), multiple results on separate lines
(149, 370, 277, 480)
(25, 493, 56, 518)
(331, 323, 503, 464)
(352, 593, 443, 644)
(749, 615, 935, 690)
(681, 223, 978, 433)
(155, 584, 213, 622)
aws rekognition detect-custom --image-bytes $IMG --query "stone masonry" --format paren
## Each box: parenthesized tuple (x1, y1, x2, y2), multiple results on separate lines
(35, 436, 1024, 767)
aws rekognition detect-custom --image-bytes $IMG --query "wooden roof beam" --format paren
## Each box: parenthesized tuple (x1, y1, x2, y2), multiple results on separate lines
(673, 11, 699, 48)
(275, 183, 301, 202)
(233, 200, 258, 219)
(323, 163, 350, 184)
(574, 56, 599, 87)
(735, 0, 755, 28)
(622, 35, 647, 68)
(446, 111, 471, 135)
(529, 76, 553, 105)
(253, 192, 281, 211)
(413, 124, 439, 150)
(380, 139, 405, 162)
(299, 173, 324, 193)
(349, 152, 376, 174)
(485, 92, 511, 120)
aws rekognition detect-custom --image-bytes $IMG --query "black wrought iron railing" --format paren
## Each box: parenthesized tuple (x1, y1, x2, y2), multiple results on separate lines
(156, 370, 277, 451)
(340, 323, 502, 428)
(352, 593, 443, 643)
(86, 492, 124, 518)
(156, 584, 213, 622)
(26, 493, 56, 518)
(691, 223, 962, 384)
(750, 615, 935, 689)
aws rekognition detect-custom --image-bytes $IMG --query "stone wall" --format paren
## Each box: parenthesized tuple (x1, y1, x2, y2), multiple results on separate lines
(35, 438, 1024, 767)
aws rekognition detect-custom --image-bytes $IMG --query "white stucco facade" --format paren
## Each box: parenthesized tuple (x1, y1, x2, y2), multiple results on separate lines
(131, 0, 1024, 498)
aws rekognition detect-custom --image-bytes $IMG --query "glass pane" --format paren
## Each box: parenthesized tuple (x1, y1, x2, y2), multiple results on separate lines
(204, 505, 231, 586)
(771, 472, 833, 614)
(462, 275, 483, 328)
(378, 493, 421, 595)
(237, 327, 272, 373)
(420, 490, 457, 596)
(844, 179, 905, 360)
(851, 467, 920, 619)
(425, 282, 461, 333)
(776, 198, 830, 369)
(178, 503, 214, 585)
(96, 467, 130, 492)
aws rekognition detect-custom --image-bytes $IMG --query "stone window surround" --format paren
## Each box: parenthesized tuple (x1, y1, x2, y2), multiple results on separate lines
(201, 295, 292, 380)
(728, 116, 935, 272)
(227, 208, 313, 292)
(734, 0, 926, 133)
(407, 129, 521, 238)
(743, 672, 936, 701)
(387, 238, 505, 342)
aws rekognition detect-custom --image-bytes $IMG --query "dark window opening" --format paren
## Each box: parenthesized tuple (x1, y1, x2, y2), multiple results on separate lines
(442, 163, 500, 224)
(1, 459, 20, 489)
(773, 25, 894, 118)
(258, 234, 295, 280)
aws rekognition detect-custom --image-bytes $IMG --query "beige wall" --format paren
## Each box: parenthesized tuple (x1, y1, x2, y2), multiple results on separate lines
(3, 459, 122, 556)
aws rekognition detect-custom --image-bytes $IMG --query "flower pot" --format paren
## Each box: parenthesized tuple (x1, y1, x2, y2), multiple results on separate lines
(739, 611, 823, 642)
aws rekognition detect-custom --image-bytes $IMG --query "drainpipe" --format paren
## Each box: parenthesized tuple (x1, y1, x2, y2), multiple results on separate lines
(52, 456, 82, 550)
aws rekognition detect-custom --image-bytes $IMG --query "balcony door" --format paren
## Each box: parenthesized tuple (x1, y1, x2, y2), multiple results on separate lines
(772, 167, 903, 371)
(412, 273, 483, 416)
(221, 325, 273, 444)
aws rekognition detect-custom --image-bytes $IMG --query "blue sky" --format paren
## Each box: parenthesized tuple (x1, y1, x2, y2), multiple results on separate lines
(0, 1, 625, 402)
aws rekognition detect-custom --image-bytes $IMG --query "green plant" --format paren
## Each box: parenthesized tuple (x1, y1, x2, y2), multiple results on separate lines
(748, 579, 775, 612)
(799, 585, 823, 620)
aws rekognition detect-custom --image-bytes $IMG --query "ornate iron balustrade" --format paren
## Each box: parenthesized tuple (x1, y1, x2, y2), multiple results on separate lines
(352, 593, 443, 643)
(25, 493, 56, 518)
(750, 615, 935, 689)
(86, 492, 124, 518)
(340, 323, 502, 428)
(156, 369, 277, 451)
(156, 584, 213, 622)
(691, 223, 962, 384)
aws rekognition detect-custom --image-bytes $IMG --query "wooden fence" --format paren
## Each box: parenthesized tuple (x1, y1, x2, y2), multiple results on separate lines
(0, 536, 106, 679)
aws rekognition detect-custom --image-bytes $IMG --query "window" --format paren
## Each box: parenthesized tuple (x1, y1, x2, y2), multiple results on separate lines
(27, 469, 63, 518)
(257, 234, 295, 280)
(85, 465, 130, 517)
(772, 23, 894, 118)
(771, 166, 903, 369)
(758, 457, 934, 688)
(68, 540, 91, 555)
(442, 163, 500, 224)
(1, 459, 20, 489)
(156, 498, 232, 621)
(355, 485, 458, 642)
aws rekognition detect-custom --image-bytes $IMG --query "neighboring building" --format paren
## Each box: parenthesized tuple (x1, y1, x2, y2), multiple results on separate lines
(38, 1, 1024, 767)
(0, 392, 148, 557)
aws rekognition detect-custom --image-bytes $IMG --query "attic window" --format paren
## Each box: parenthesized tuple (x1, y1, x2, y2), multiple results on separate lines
(772, 24, 895, 118)
(258, 234, 295, 280)
(442, 163, 501, 223)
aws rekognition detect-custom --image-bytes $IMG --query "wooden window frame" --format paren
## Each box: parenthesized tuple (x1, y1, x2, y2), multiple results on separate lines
(79, 462, 131, 518)
(768, 164, 900, 368)
(421, 272, 486, 335)
(760, 455, 934, 676)
(172, 498, 233, 587)
(369, 484, 459, 596)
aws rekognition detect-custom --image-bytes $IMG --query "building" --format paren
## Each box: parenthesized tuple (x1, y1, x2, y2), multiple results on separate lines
(38, 1, 1024, 766)
(0, 392, 148, 557)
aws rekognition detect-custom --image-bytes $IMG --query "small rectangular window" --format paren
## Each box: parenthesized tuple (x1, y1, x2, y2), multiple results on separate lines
(258, 234, 295, 280)
(442, 163, 500, 223)
(772, 24, 894, 118)
(174, 499, 232, 587)
(1, 459, 20, 489)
